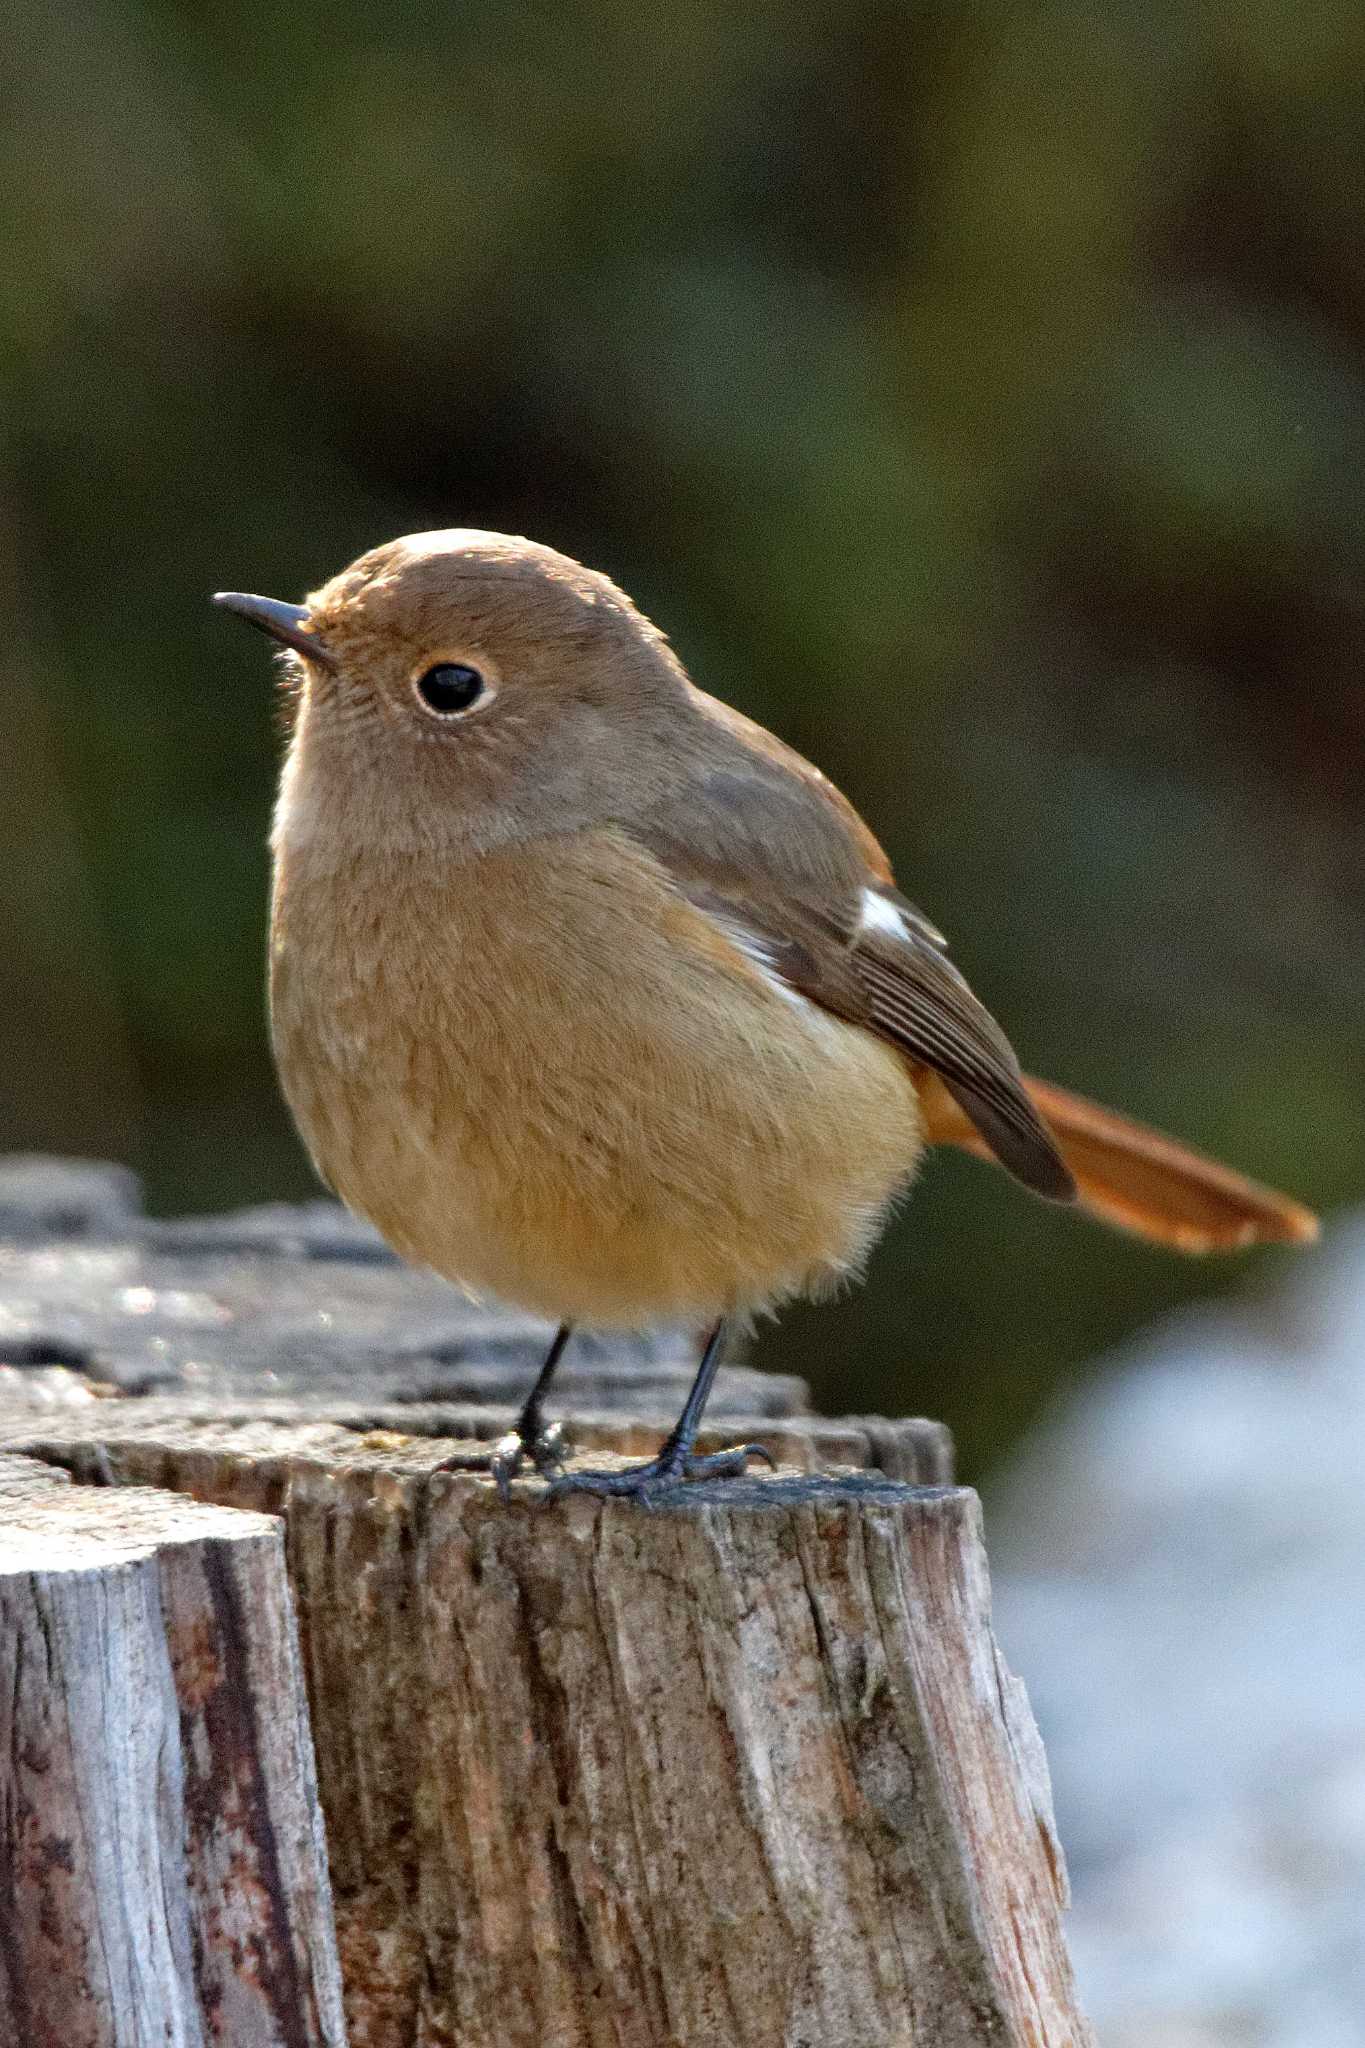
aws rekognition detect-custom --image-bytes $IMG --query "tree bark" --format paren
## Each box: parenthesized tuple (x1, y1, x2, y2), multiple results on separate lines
(0, 1451, 347, 2048)
(2, 1420, 1092, 2048)
(0, 1169, 1091, 2047)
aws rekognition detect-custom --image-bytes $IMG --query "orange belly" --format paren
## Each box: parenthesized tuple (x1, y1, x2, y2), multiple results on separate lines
(270, 829, 924, 1325)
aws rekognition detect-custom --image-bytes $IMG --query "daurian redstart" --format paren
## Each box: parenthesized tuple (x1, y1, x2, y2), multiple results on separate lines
(216, 531, 1317, 1495)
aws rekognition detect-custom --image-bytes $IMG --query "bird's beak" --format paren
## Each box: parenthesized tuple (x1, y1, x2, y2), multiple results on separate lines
(213, 591, 336, 670)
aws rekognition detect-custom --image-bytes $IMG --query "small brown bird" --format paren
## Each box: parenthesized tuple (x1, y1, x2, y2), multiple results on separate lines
(216, 531, 1317, 1495)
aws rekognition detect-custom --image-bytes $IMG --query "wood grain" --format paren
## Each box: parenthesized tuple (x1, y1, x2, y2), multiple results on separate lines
(4, 1422, 1092, 2048)
(0, 1452, 347, 2048)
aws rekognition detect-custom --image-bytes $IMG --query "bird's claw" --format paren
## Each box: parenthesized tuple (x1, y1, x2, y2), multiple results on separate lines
(433, 1419, 569, 1496)
(550, 1440, 775, 1502)
(490, 1420, 569, 1498)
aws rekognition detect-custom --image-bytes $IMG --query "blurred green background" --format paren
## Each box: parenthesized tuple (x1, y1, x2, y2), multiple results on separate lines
(3, 0, 1362, 1477)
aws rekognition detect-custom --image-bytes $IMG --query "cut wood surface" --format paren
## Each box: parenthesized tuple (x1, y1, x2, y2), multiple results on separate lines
(0, 1450, 347, 2048)
(3, 1422, 1092, 2048)
(0, 1162, 1093, 2047)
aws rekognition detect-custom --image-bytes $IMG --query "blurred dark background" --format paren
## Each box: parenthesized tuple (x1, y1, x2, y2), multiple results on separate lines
(3, 0, 1362, 1478)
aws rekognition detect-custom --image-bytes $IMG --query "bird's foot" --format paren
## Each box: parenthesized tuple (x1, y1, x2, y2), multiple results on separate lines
(434, 1420, 570, 1498)
(550, 1439, 775, 1501)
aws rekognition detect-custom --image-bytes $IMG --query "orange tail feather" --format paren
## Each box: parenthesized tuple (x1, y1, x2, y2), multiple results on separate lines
(919, 1072, 1318, 1254)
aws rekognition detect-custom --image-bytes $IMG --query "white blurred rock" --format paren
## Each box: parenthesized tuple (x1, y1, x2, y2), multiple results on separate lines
(989, 1216, 1365, 2048)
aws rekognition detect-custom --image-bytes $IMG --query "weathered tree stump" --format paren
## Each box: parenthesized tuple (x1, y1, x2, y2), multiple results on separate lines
(0, 1451, 346, 2048)
(0, 1163, 1094, 2047)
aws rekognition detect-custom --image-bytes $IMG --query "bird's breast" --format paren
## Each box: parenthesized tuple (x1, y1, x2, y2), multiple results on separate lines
(269, 827, 923, 1323)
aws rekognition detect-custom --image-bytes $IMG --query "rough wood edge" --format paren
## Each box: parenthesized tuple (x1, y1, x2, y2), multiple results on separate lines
(0, 1452, 348, 2048)
(0, 1399, 952, 1488)
(8, 1429, 1090, 2048)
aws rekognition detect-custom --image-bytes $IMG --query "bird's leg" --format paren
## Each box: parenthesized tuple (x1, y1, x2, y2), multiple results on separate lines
(505, 1320, 574, 1468)
(434, 1322, 574, 1493)
(551, 1318, 774, 1499)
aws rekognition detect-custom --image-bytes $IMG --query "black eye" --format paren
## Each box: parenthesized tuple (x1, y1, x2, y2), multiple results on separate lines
(416, 663, 485, 714)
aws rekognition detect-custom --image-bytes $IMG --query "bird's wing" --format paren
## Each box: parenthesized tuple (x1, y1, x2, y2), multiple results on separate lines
(624, 699, 1075, 1202)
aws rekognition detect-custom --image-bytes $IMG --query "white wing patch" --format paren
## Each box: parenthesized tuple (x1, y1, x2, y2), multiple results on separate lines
(858, 889, 912, 944)
(704, 911, 811, 1012)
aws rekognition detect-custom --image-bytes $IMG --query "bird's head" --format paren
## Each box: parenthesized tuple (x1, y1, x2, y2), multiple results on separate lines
(216, 529, 691, 853)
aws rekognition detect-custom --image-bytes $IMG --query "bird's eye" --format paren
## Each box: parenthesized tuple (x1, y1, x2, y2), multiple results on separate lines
(415, 663, 486, 715)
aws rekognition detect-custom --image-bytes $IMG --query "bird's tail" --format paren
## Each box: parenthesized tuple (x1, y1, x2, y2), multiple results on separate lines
(919, 1071, 1318, 1253)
